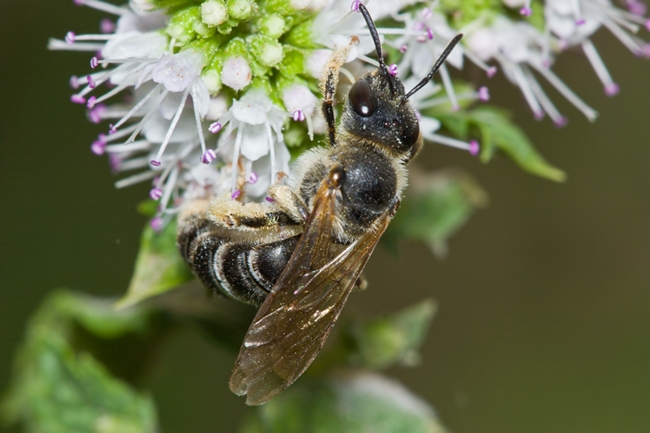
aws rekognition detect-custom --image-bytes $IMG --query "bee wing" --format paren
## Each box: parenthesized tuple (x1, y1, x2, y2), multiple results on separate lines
(229, 179, 392, 406)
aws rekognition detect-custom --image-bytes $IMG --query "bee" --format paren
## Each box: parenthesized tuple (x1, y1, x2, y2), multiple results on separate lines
(177, 4, 462, 405)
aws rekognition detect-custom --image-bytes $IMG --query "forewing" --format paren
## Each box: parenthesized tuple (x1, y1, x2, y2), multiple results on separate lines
(229, 180, 392, 406)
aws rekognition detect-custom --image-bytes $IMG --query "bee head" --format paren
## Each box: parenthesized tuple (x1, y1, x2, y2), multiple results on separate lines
(342, 71, 421, 161)
(344, 4, 463, 162)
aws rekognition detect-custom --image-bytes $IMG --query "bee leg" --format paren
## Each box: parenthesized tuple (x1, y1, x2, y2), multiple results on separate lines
(206, 195, 303, 236)
(267, 175, 309, 224)
(319, 36, 359, 147)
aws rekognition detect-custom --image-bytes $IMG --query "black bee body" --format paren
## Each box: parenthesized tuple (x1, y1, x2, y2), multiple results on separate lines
(176, 2, 463, 405)
(177, 207, 301, 306)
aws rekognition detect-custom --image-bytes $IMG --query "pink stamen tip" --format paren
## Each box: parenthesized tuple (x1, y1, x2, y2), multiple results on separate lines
(350, 0, 361, 12)
(293, 110, 306, 122)
(87, 75, 96, 89)
(265, 196, 275, 203)
(469, 140, 480, 156)
(554, 116, 568, 128)
(248, 172, 258, 184)
(150, 217, 163, 232)
(208, 122, 222, 134)
(645, 19, 650, 32)
(108, 124, 117, 134)
(70, 76, 80, 89)
(100, 18, 116, 34)
(388, 64, 398, 76)
(520, 7, 532, 17)
(451, 104, 460, 112)
(86, 95, 97, 109)
(628, 0, 648, 16)
(89, 104, 106, 124)
(478, 86, 490, 102)
(422, 7, 432, 20)
(605, 83, 620, 97)
(150, 188, 164, 200)
(201, 149, 217, 164)
(399, 45, 408, 53)
(109, 154, 120, 173)
(65, 31, 76, 44)
(150, 160, 161, 167)
(90, 57, 99, 69)
(71, 94, 86, 104)
(231, 190, 241, 199)
(73, 0, 84, 5)
(534, 111, 544, 121)
(414, 22, 425, 31)
(426, 28, 434, 40)
(487, 66, 497, 78)
(576, 18, 586, 26)
(91, 140, 106, 155)
(542, 59, 552, 68)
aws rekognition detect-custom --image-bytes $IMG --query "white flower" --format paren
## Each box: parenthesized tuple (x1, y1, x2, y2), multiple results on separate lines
(211, 89, 289, 197)
(465, 16, 597, 124)
(221, 56, 252, 90)
(282, 84, 319, 139)
(545, 0, 650, 96)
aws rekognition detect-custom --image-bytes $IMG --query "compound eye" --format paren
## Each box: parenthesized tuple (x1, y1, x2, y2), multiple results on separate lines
(349, 79, 376, 117)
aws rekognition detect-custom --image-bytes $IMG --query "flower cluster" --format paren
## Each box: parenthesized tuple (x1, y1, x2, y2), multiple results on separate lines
(50, 0, 649, 228)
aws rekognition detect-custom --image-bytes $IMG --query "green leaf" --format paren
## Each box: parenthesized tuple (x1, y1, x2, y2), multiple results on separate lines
(2, 291, 160, 433)
(116, 219, 194, 309)
(469, 106, 566, 182)
(384, 168, 488, 257)
(241, 371, 448, 433)
(434, 106, 566, 182)
(344, 299, 437, 370)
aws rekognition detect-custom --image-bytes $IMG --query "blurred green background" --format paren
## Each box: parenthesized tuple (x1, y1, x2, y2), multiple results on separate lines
(1, 1, 649, 432)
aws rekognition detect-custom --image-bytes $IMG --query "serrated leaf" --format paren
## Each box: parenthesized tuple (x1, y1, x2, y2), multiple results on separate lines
(116, 219, 194, 309)
(2, 291, 159, 433)
(469, 107, 566, 182)
(384, 168, 488, 257)
(241, 371, 448, 433)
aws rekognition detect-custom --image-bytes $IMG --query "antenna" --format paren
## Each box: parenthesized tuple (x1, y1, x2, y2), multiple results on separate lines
(357, 4, 395, 93)
(405, 33, 463, 99)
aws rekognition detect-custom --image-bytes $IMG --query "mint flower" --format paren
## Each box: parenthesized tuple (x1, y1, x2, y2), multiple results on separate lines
(50, 0, 648, 225)
(211, 88, 289, 197)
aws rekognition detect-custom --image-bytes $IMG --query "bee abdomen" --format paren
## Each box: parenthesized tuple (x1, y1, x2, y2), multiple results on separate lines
(178, 214, 299, 307)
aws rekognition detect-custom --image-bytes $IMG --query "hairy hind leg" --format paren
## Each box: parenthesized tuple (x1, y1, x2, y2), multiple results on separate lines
(319, 36, 359, 147)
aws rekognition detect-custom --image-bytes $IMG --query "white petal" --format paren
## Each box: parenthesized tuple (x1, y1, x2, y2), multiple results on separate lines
(240, 125, 270, 161)
(152, 50, 206, 92)
(206, 95, 229, 121)
(467, 28, 499, 61)
(116, 10, 168, 33)
(191, 79, 211, 117)
(102, 31, 167, 60)
(143, 110, 197, 143)
(282, 84, 318, 115)
(159, 91, 185, 119)
(232, 90, 271, 125)
(419, 116, 441, 134)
